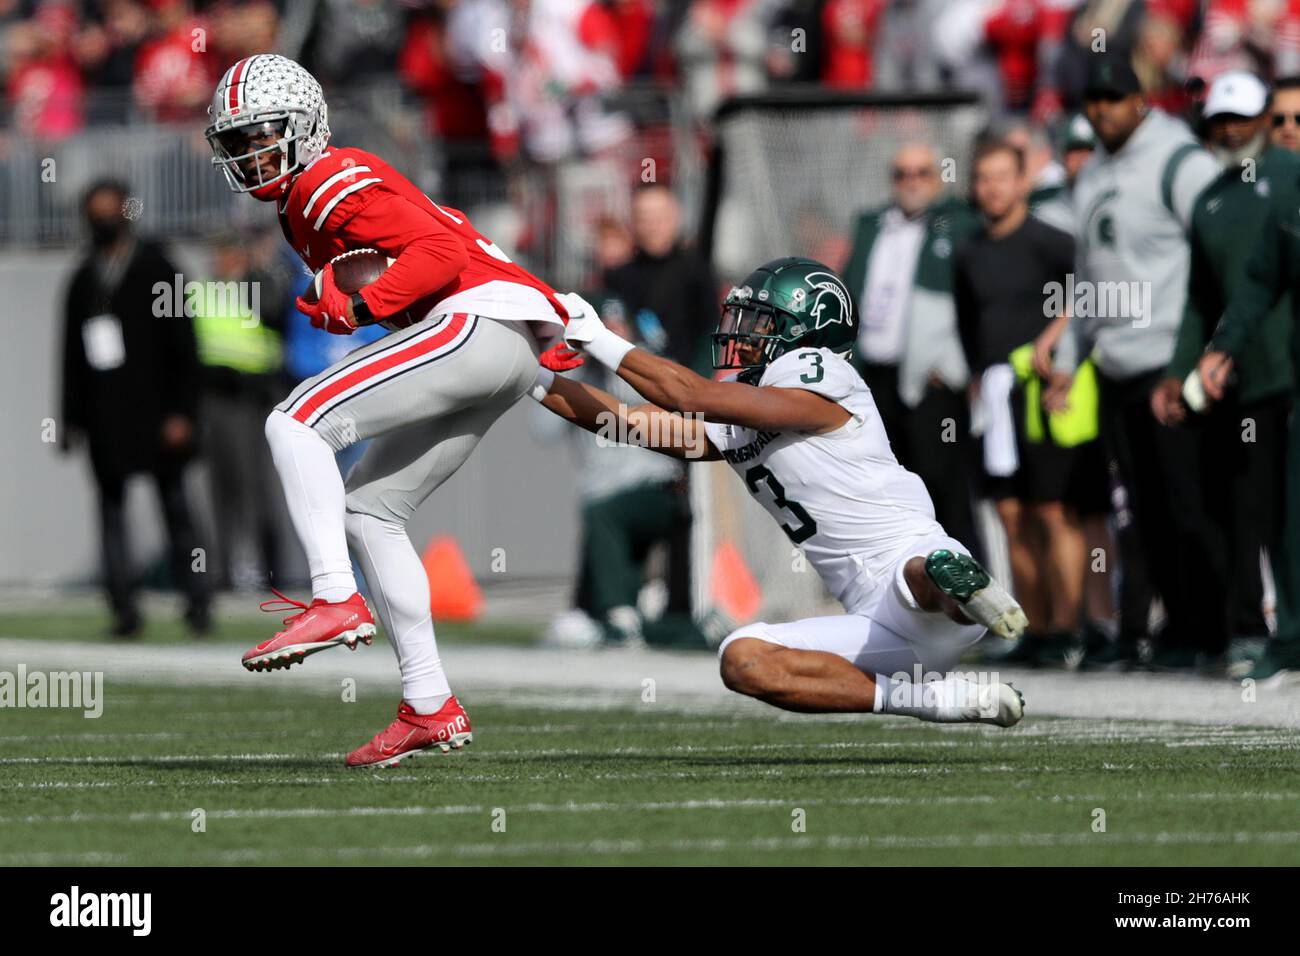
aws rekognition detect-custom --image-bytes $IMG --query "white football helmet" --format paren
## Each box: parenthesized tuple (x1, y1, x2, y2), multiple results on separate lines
(204, 54, 330, 200)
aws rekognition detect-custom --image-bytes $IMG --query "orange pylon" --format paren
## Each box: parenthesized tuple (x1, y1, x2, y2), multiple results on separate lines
(421, 535, 483, 621)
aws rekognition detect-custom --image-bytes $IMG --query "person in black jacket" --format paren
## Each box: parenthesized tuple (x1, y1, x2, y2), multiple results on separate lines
(602, 183, 718, 372)
(59, 179, 210, 636)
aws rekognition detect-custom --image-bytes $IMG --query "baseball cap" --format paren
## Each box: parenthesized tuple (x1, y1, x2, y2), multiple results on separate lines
(1202, 71, 1268, 119)
(1084, 56, 1142, 98)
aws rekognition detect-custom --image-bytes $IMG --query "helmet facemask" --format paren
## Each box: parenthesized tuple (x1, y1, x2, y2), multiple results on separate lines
(713, 304, 785, 382)
(206, 106, 324, 199)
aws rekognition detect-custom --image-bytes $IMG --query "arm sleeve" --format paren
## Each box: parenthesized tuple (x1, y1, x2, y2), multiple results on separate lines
(1053, 233, 1091, 373)
(1167, 224, 1217, 382)
(60, 276, 88, 431)
(953, 249, 980, 374)
(1209, 200, 1288, 357)
(333, 192, 471, 320)
(1169, 149, 1220, 233)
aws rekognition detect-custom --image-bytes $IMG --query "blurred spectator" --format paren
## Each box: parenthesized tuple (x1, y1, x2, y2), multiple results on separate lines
(766, 0, 823, 84)
(81, 0, 150, 96)
(400, 3, 499, 210)
(956, 139, 1102, 664)
(1159, 71, 1294, 664)
(1044, 54, 1223, 668)
(132, 0, 215, 122)
(819, 0, 886, 89)
(1275, 2, 1300, 76)
(842, 142, 982, 556)
(1197, 76, 1300, 679)
(871, 0, 947, 92)
(603, 183, 718, 370)
(1004, 119, 1070, 222)
(602, 0, 658, 78)
(675, 0, 771, 122)
(444, 0, 630, 163)
(544, 292, 698, 649)
(59, 178, 210, 636)
(1061, 110, 1099, 178)
(592, 214, 634, 272)
(983, 0, 1046, 114)
(933, 0, 1009, 115)
(1056, 0, 1147, 111)
(309, 0, 403, 86)
(6, 1, 85, 139)
(192, 231, 290, 591)
(1268, 75, 1300, 150)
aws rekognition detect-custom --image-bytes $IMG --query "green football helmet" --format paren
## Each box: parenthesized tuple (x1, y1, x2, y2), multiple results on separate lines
(712, 257, 856, 383)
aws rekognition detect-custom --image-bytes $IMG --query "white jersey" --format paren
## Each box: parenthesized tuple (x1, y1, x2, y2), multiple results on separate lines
(703, 348, 945, 610)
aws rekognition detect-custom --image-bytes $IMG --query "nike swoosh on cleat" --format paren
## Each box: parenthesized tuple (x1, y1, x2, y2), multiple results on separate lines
(378, 729, 418, 757)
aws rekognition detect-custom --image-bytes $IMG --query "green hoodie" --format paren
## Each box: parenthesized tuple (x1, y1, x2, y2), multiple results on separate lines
(1171, 145, 1298, 402)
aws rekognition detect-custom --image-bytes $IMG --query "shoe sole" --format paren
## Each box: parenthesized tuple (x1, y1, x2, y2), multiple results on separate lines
(242, 624, 377, 672)
(925, 550, 1028, 641)
(978, 683, 1025, 728)
(347, 731, 473, 769)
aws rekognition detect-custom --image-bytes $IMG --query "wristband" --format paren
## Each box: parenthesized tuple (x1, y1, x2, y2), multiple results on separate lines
(585, 327, 636, 371)
(528, 366, 556, 402)
(350, 292, 376, 326)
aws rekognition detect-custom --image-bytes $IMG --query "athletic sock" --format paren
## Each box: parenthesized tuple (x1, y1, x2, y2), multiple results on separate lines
(874, 673, 988, 723)
(345, 511, 453, 704)
(265, 411, 357, 603)
(407, 694, 452, 716)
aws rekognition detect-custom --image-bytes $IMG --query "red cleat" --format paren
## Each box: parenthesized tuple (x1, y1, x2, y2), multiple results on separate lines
(242, 589, 376, 672)
(346, 697, 473, 769)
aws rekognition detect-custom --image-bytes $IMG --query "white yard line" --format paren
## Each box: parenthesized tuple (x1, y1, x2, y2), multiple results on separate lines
(3, 791, 1298, 826)
(3, 830, 1296, 865)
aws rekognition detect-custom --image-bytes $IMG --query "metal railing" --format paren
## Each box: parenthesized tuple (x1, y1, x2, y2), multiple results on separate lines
(0, 82, 708, 295)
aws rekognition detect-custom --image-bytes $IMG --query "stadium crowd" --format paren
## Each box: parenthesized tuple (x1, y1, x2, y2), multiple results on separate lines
(30, 1, 1300, 680)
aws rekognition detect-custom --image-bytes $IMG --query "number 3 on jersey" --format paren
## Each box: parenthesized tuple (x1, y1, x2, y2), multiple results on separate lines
(745, 464, 817, 544)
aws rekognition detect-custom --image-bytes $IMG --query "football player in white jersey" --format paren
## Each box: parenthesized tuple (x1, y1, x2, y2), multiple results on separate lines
(538, 258, 1028, 726)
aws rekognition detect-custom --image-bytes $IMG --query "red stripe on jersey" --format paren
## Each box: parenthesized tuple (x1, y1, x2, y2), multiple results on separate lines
(227, 58, 250, 111)
(291, 313, 470, 424)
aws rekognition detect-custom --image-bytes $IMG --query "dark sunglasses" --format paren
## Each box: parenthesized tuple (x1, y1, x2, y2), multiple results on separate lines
(1272, 113, 1300, 128)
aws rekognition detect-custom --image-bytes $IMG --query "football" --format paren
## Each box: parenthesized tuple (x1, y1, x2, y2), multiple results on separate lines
(303, 248, 419, 330)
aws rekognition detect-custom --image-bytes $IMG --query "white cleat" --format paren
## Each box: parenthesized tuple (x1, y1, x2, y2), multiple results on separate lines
(971, 682, 1025, 728)
(925, 549, 1029, 641)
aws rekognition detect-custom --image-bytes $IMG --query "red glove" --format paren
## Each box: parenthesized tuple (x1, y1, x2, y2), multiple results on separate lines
(295, 263, 357, 335)
(539, 341, 584, 371)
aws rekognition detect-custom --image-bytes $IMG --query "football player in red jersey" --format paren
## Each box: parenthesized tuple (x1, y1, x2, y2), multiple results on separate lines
(205, 54, 577, 768)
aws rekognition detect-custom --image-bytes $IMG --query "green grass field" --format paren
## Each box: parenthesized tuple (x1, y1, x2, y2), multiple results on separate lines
(1, 681, 1296, 866)
(0, 609, 539, 647)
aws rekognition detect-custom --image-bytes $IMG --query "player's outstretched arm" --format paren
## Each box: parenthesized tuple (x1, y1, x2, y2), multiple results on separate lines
(613, 348, 848, 434)
(533, 368, 720, 461)
(558, 291, 849, 434)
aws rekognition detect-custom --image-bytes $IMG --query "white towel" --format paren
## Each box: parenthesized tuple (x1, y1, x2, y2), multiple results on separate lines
(980, 363, 1018, 478)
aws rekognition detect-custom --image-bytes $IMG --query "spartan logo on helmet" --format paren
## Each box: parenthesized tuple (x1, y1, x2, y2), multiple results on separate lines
(792, 271, 854, 330)
(713, 257, 856, 383)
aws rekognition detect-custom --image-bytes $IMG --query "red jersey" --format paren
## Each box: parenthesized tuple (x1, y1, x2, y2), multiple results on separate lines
(277, 146, 566, 329)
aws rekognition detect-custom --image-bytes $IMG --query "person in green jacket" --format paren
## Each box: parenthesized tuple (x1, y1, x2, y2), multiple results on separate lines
(841, 143, 983, 554)
(1158, 72, 1295, 672)
(1198, 78, 1300, 680)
